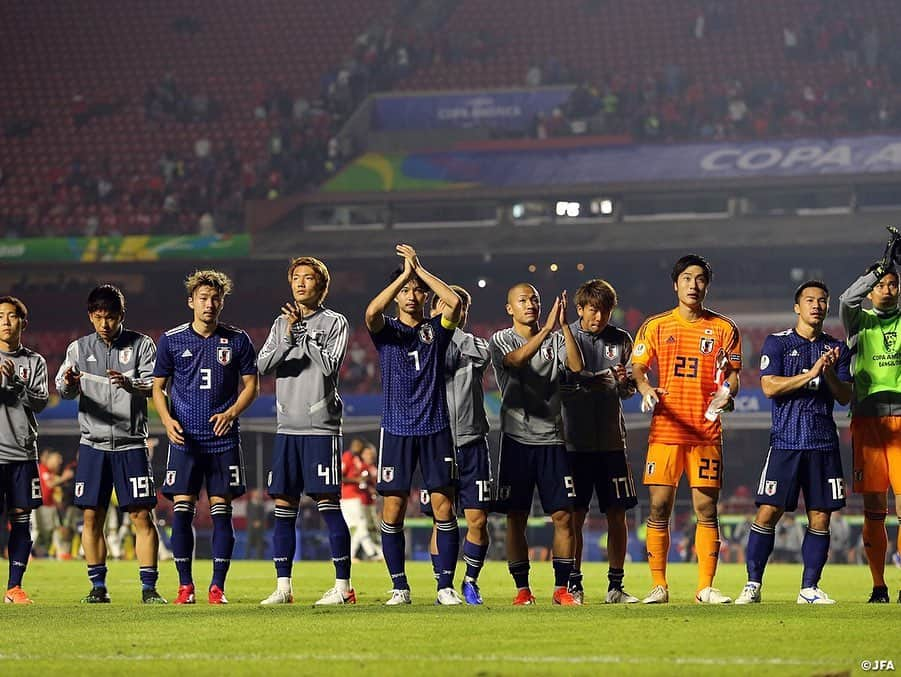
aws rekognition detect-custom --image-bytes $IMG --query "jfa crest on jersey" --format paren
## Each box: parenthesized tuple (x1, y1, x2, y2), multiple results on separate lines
(632, 308, 742, 445)
(759, 328, 851, 451)
(153, 323, 256, 452)
(370, 314, 454, 436)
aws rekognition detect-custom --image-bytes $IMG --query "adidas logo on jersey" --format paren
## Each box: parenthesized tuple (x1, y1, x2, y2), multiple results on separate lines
(665, 336, 676, 343)
(789, 349, 799, 356)
(86, 355, 97, 362)
(181, 349, 193, 358)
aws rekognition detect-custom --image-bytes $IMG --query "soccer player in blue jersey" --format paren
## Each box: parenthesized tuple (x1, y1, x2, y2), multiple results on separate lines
(56, 285, 165, 604)
(152, 270, 259, 605)
(735, 281, 852, 605)
(257, 256, 355, 606)
(366, 244, 462, 606)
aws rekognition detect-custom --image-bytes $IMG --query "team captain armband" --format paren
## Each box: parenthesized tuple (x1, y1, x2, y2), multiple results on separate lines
(440, 316, 458, 331)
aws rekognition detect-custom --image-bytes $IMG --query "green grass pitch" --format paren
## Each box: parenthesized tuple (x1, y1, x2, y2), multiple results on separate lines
(2, 559, 897, 676)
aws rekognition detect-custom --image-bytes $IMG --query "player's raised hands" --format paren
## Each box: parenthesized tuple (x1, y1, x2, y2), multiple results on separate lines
(557, 290, 569, 326)
(0, 359, 15, 381)
(396, 244, 421, 272)
(281, 302, 303, 335)
(543, 296, 561, 332)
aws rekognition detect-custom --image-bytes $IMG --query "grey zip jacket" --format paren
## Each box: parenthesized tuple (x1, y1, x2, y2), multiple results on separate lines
(56, 328, 156, 451)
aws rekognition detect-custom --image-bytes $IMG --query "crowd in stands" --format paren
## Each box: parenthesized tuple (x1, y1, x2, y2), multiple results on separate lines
(535, 3, 901, 141)
(5, 1, 901, 238)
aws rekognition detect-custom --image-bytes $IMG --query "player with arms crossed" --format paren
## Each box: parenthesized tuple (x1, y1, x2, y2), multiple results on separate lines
(839, 230, 901, 603)
(0, 297, 48, 604)
(152, 270, 258, 604)
(257, 256, 355, 605)
(736, 281, 852, 604)
(366, 244, 462, 606)
(422, 285, 493, 604)
(632, 254, 741, 604)
(561, 279, 639, 604)
(56, 285, 166, 604)
(491, 283, 584, 606)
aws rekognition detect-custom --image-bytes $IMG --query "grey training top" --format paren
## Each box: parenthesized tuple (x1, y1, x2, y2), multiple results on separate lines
(56, 328, 155, 451)
(257, 307, 348, 435)
(561, 321, 636, 452)
(0, 345, 49, 463)
(490, 327, 571, 445)
(445, 329, 491, 448)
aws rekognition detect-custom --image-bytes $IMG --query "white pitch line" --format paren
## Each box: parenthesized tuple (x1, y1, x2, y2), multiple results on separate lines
(0, 653, 844, 667)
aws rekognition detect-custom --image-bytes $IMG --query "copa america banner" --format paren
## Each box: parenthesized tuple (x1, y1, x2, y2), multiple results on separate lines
(324, 134, 901, 192)
(371, 87, 574, 132)
(0, 233, 250, 263)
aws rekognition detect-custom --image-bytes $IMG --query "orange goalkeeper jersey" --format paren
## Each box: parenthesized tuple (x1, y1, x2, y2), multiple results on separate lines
(632, 308, 742, 445)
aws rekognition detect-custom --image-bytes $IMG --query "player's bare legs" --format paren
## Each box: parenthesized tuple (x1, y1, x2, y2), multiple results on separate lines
(82, 507, 109, 569)
(464, 509, 489, 546)
(550, 508, 574, 560)
(131, 508, 160, 567)
(572, 508, 587, 573)
(606, 507, 627, 570)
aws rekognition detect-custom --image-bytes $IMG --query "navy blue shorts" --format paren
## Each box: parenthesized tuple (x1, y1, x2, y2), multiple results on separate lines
(162, 444, 246, 500)
(496, 435, 575, 515)
(74, 445, 157, 511)
(377, 428, 455, 494)
(570, 451, 638, 512)
(420, 437, 493, 516)
(267, 434, 342, 498)
(0, 460, 41, 513)
(755, 447, 846, 512)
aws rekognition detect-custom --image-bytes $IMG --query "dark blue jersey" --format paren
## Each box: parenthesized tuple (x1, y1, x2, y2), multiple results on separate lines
(370, 314, 454, 436)
(759, 329, 851, 451)
(153, 323, 257, 453)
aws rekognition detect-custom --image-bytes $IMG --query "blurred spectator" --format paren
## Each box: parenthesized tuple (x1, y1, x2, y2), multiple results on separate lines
(773, 514, 804, 563)
(340, 439, 382, 561)
(33, 449, 73, 558)
(244, 488, 270, 560)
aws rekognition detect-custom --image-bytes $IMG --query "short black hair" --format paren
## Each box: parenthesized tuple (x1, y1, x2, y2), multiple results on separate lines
(671, 254, 712, 283)
(0, 296, 28, 320)
(793, 279, 829, 305)
(87, 284, 125, 315)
